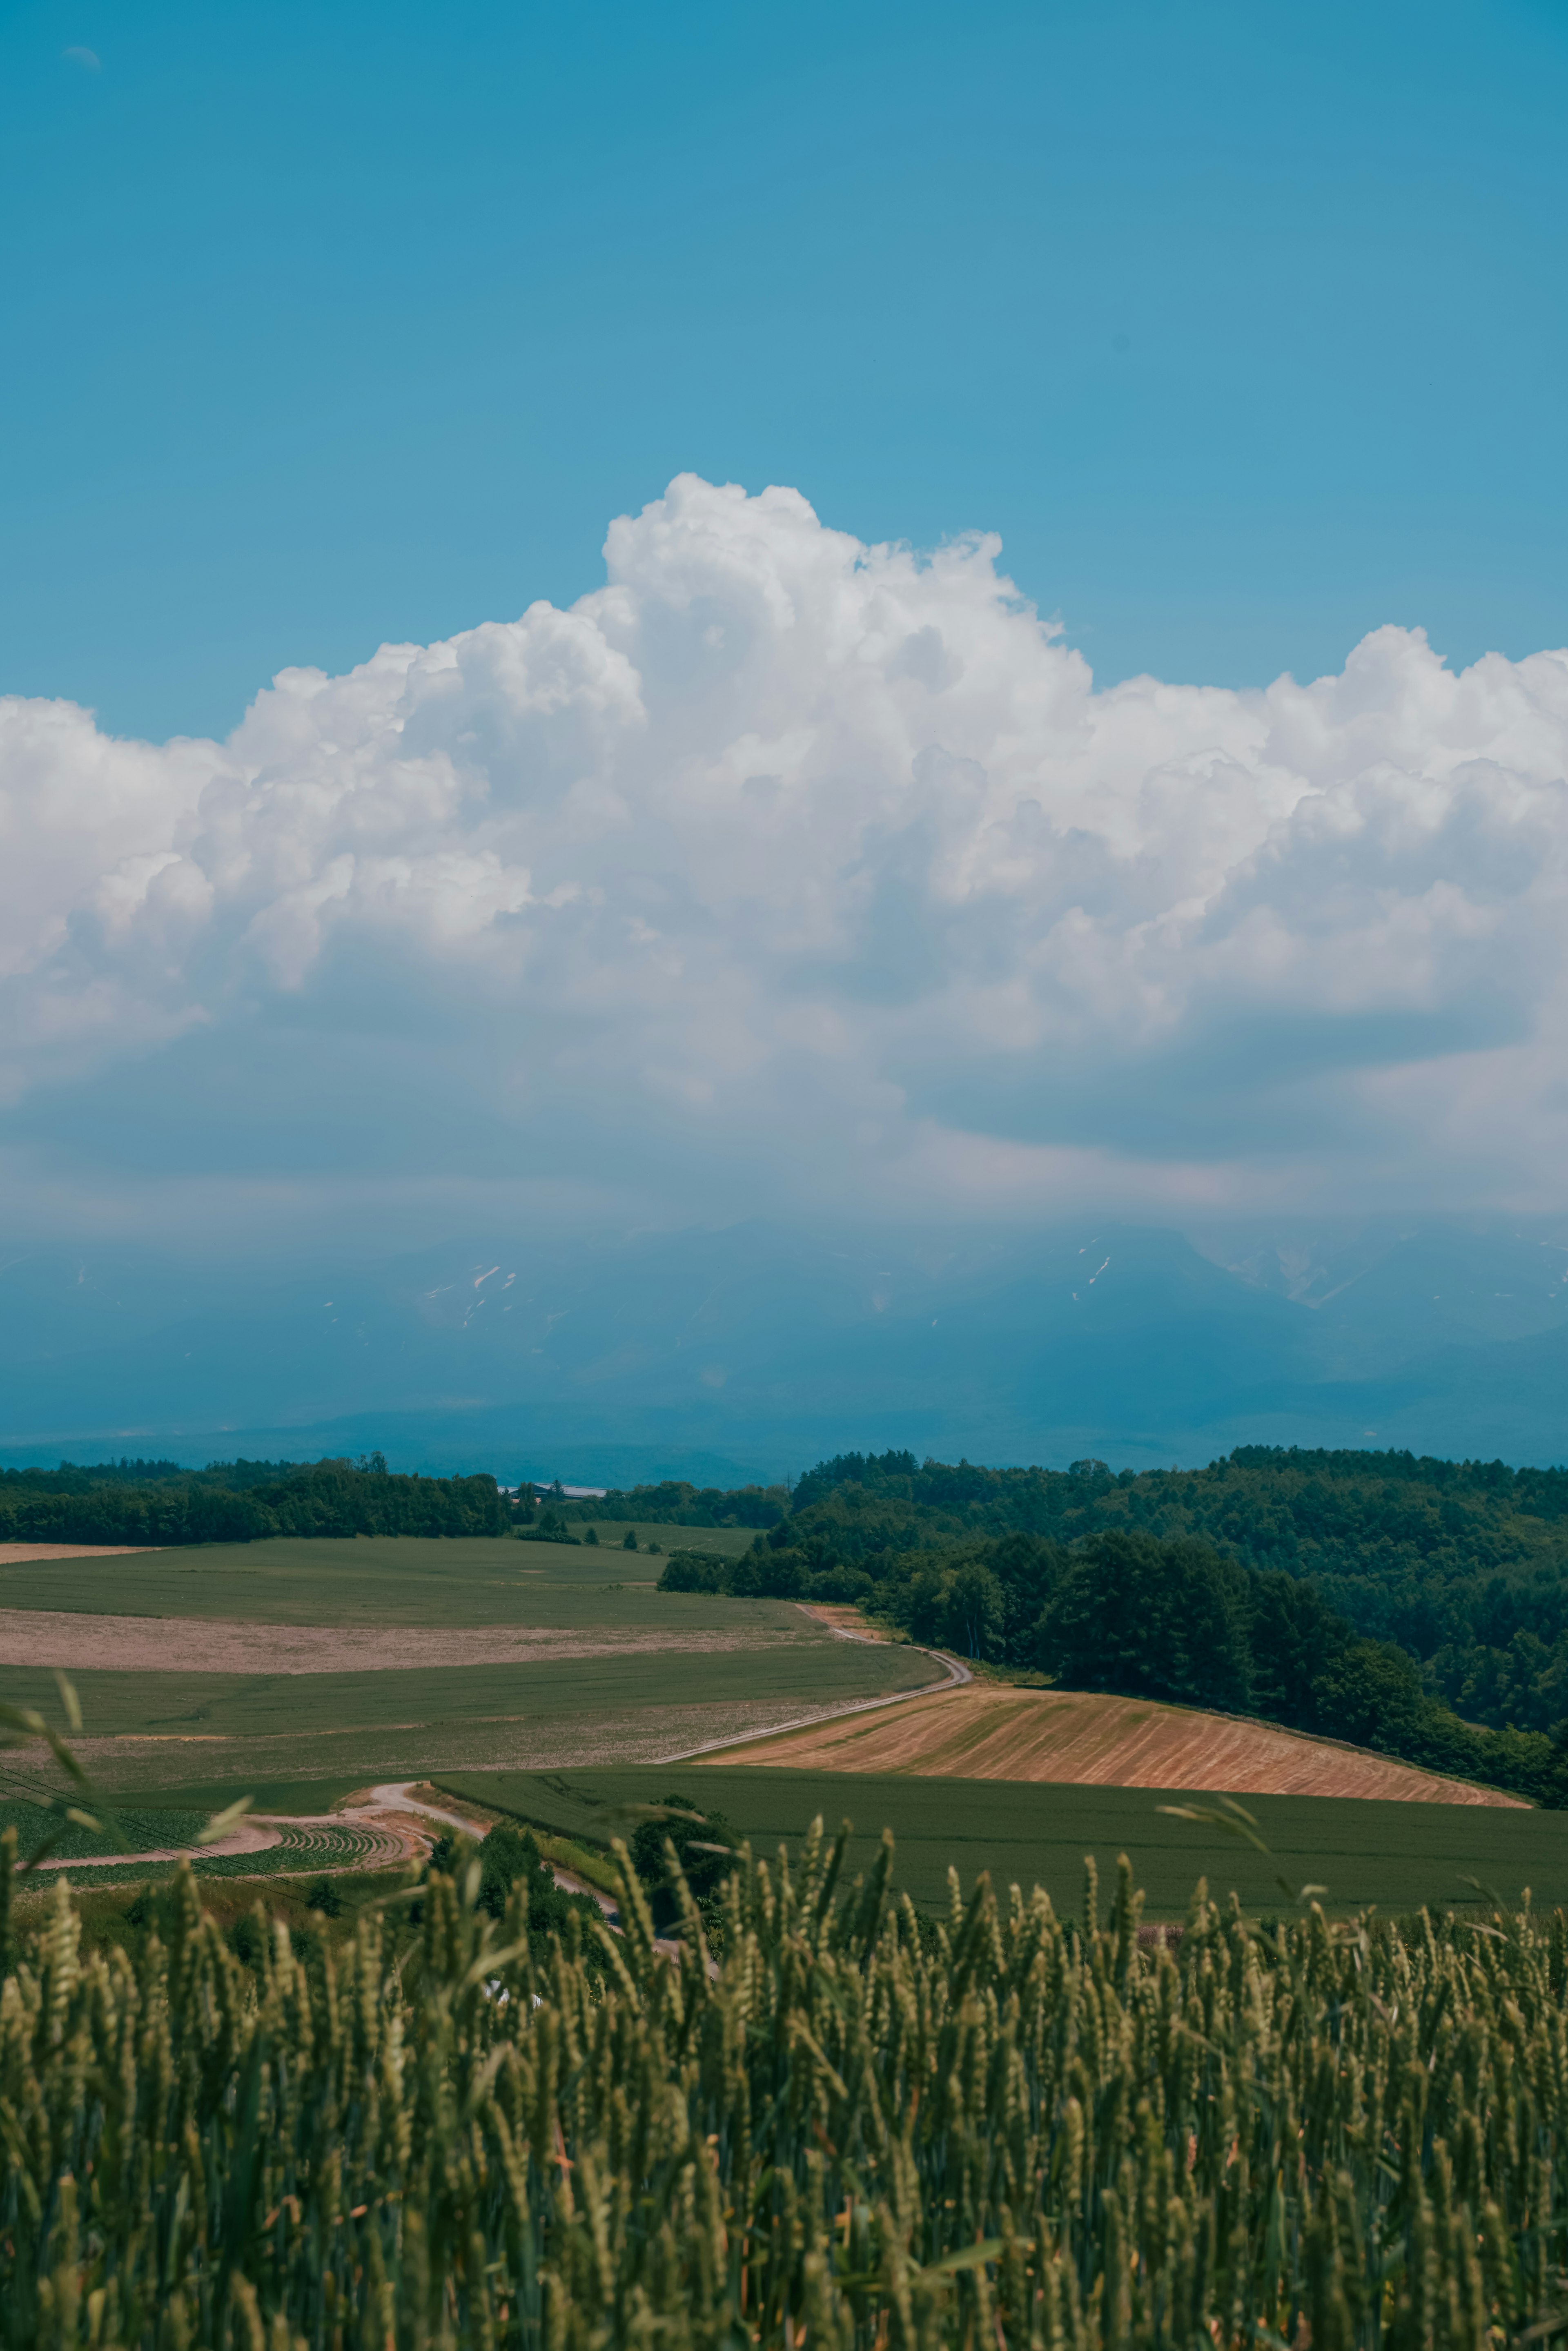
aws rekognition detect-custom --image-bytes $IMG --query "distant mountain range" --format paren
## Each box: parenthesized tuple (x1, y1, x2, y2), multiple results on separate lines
(1, 1214, 1564, 1482)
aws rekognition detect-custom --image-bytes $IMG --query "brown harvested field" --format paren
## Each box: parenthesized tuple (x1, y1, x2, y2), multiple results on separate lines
(0, 1544, 161, 1564)
(0, 1609, 835, 1675)
(704, 1682, 1527, 1806)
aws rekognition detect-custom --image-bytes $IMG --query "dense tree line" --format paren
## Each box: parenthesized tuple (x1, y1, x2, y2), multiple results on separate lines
(749, 1446, 1568, 1738)
(552, 1478, 789, 1529)
(659, 1446, 1568, 1806)
(0, 1455, 508, 1544)
(0, 1455, 318, 1495)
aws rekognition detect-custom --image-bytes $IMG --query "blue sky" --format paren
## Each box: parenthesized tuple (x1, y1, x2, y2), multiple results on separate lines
(5, 0, 1567, 743)
(3, 0, 1568, 1299)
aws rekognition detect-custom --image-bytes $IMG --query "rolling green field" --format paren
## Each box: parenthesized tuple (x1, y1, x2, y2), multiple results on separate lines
(0, 1535, 746, 1626)
(0, 1642, 935, 1794)
(435, 1763, 1568, 1919)
(0, 1537, 938, 1794)
(8, 1534, 1567, 1920)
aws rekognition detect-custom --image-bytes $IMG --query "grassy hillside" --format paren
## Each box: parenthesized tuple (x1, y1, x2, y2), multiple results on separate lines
(2, 1643, 934, 1794)
(568, 1518, 758, 1559)
(0, 1533, 776, 1625)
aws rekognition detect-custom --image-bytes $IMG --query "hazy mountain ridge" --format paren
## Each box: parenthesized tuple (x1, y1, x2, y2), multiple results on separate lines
(0, 1216, 1564, 1480)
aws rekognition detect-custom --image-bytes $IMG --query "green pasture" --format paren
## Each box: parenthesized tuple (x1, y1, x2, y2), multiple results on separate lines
(2, 1641, 936, 1795)
(0, 1531, 940, 1804)
(70, 1774, 377, 1815)
(434, 1764, 1568, 1921)
(0, 1534, 759, 1627)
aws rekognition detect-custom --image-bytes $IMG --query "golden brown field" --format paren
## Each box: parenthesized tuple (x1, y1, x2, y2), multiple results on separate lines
(0, 1608, 844, 1674)
(0, 1542, 159, 1562)
(704, 1680, 1527, 1804)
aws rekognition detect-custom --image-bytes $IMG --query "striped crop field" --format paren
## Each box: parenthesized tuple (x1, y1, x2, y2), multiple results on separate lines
(705, 1680, 1525, 1803)
(2, 1805, 403, 1893)
(2, 1815, 1567, 2347)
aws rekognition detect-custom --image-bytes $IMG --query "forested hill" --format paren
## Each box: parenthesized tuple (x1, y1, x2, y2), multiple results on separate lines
(742, 1446, 1568, 1733)
(786, 1444, 1568, 1578)
(637, 1445, 1568, 1798)
(0, 1456, 507, 1544)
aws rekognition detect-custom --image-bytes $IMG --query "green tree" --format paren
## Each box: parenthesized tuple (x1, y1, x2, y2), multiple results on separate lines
(1247, 1569, 1353, 1727)
(1038, 1531, 1252, 1711)
(629, 1792, 737, 1932)
(1310, 1637, 1433, 1754)
(656, 1551, 727, 1593)
(478, 1820, 548, 1919)
(938, 1562, 1006, 1660)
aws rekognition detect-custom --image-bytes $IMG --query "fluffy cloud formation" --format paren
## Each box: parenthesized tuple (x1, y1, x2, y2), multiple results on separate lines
(5, 473, 1568, 1230)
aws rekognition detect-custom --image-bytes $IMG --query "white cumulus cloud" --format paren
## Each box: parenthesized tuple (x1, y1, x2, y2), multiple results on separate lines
(4, 472, 1568, 1235)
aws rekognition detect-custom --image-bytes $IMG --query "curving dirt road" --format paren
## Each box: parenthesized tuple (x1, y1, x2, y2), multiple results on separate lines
(357, 1782, 622, 1915)
(671, 1616, 971, 1762)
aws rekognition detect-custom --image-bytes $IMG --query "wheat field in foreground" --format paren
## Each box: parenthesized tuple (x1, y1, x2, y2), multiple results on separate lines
(3, 1821, 1566, 2349)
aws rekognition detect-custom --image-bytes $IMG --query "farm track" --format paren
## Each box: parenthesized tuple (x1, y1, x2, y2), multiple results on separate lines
(362, 1783, 626, 1920)
(676, 1628, 970, 1761)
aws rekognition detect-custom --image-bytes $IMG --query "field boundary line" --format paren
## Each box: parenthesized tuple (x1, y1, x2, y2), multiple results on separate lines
(662, 1630, 971, 1765)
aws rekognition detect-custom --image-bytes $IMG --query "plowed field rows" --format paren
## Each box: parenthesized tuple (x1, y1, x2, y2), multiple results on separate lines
(8, 1812, 400, 1892)
(0, 1545, 157, 1563)
(265, 1819, 404, 1869)
(707, 1682, 1526, 1805)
